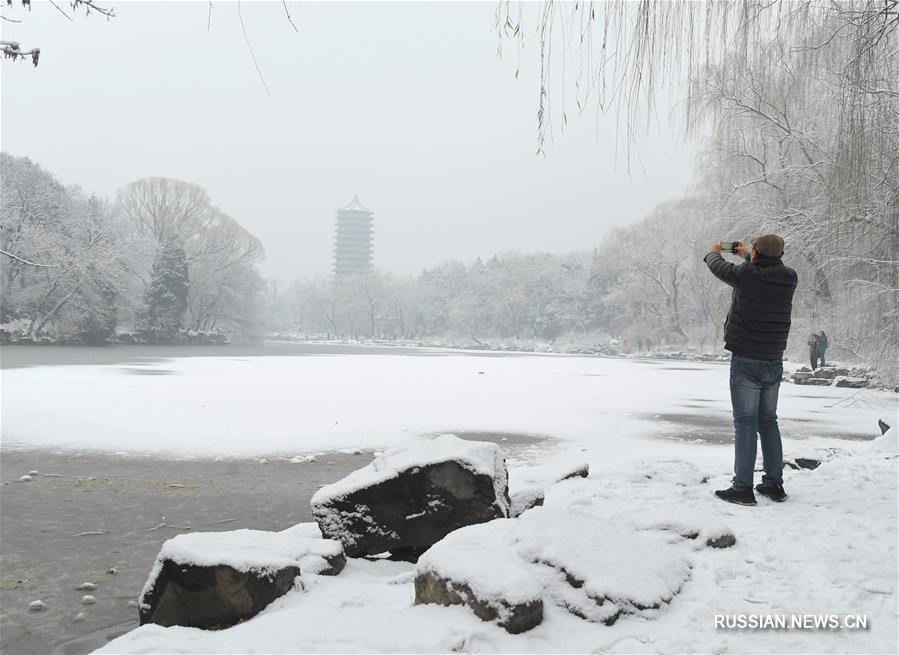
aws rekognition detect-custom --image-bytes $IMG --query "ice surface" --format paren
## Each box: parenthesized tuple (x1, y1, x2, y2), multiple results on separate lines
(3, 353, 894, 458)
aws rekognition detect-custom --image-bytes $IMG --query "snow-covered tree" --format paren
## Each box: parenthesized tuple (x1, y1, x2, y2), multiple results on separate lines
(137, 240, 189, 343)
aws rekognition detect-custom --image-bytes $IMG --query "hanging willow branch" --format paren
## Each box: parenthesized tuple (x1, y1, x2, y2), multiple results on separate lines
(495, 0, 898, 155)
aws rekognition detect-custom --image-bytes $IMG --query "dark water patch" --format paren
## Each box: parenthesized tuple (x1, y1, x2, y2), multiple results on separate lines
(641, 413, 877, 444)
(0, 448, 376, 655)
(659, 367, 706, 372)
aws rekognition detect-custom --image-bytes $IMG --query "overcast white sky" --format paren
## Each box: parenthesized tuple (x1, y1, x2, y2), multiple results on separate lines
(1, 1, 697, 280)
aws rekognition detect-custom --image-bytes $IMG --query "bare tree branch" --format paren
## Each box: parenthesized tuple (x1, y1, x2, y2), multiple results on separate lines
(282, 0, 299, 32)
(237, 0, 270, 96)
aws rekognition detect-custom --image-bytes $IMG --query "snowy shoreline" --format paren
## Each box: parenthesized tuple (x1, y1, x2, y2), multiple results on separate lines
(1, 351, 895, 654)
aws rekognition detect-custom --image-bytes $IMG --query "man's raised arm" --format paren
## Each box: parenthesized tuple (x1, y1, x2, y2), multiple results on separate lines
(703, 242, 743, 287)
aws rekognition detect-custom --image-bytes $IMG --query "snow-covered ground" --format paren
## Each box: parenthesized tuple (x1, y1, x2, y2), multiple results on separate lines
(2, 350, 897, 653)
(97, 430, 898, 654)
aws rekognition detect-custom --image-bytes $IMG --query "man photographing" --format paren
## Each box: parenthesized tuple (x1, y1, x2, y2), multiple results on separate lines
(704, 235, 798, 506)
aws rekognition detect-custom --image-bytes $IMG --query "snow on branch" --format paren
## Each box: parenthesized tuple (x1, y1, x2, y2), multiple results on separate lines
(0, 248, 60, 268)
(2, 0, 115, 67)
(1, 41, 39, 66)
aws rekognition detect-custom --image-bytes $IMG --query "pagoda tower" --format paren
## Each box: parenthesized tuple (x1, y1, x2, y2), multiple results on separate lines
(333, 195, 374, 276)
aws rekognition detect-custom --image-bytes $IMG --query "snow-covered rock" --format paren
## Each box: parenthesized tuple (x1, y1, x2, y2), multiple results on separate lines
(517, 508, 691, 620)
(415, 506, 692, 632)
(415, 519, 543, 634)
(834, 376, 868, 388)
(794, 457, 821, 470)
(812, 366, 851, 379)
(139, 528, 345, 629)
(28, 600, 46, 611)
(311, 434, 509, 558)
(871, 426, 897, 455)
(509, 487, 544, 518)
(507, 452, 589, 518)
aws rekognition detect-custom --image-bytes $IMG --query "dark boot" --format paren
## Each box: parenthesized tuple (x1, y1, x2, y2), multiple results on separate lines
(715, 486, 756, 506)
(756, 483, 787, 502)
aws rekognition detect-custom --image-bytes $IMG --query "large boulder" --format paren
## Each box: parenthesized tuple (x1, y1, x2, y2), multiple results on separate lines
(139, 528, 344, 629)
(311, 434, 510, 558)
(415, 506, 692, 632)
(415, 520, 543, 634)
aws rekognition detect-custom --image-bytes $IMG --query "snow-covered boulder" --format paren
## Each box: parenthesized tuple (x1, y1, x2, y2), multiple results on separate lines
(507, 452, 589, 518)
(311, 434, 510, 558)
(139, 528, 344, 629)
(834, 376, 868, 389)
(415, 519, 543, 634)
(415, 506, 692, 632)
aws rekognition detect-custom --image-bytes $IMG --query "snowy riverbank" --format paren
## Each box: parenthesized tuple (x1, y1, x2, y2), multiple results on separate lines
(98, 429, 897, 654)
(1, 349, 896, 653)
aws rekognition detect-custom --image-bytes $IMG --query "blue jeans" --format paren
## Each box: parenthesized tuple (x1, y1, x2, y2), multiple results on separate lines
(729, 355, 784, 489)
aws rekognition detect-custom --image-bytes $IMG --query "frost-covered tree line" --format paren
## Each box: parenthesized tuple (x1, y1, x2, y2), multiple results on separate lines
(0, 154, 265, 343)
(497, 0, 898, 377)
(270, 2, 896, 379)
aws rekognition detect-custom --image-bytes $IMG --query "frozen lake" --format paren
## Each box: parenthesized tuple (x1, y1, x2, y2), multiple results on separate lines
(1, 344, 895, 654)
(1, 343, 890, 459)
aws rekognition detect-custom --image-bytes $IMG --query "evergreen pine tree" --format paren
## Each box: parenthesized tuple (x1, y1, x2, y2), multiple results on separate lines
(138, 240, 189, 344)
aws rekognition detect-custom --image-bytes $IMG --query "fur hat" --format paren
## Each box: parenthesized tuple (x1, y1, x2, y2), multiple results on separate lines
(751, 234, 785, 257)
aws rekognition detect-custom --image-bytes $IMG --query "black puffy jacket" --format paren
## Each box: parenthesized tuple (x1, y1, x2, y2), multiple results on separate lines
(704, 252, 798, 360)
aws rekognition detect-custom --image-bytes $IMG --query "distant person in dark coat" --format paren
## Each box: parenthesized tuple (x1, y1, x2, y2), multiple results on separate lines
(808, 333, 821, 370)
(704, 235, 798, 506)
(818, 331, 829, 367)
